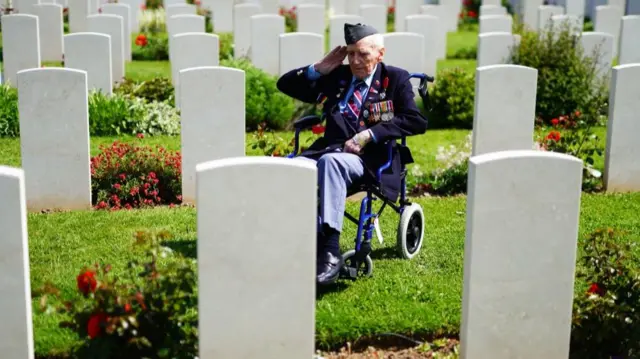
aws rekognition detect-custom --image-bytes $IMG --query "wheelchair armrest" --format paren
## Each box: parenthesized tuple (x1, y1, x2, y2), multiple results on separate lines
(376, 140, 395, 183)
(293, 115, 322, 130)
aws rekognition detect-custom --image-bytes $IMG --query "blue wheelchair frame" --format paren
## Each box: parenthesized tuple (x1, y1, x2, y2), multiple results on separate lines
(287, 72, 434, 279)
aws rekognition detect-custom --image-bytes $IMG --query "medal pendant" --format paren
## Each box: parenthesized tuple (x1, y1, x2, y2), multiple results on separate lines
(380, 92, 386, 99)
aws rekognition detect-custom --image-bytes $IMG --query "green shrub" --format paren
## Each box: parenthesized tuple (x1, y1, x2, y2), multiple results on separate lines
(132, 32, 169, 61)
(37, 230, 197, 358)
(221, 58, 296, 130)
(449, 45, 477, 60)
(115, 77, 175, 105)
(218, 32, 234, 60)
(0, 84, 19, 138)
(511, 22, 609, 124)
(133, 101, 181, 136)
(425, 67, 475, 128)
(570, 228, 640, 359)
(88, 92, 144, 136)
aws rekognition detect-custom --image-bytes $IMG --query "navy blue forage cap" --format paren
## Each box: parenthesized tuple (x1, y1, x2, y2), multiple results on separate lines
(344, 23, 378, 45)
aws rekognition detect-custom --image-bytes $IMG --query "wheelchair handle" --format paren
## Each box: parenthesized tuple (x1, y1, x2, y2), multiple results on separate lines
(409, 72, 435, 112)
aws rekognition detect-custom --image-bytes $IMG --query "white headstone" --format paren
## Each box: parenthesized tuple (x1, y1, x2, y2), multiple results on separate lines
(471, 65, 537, 156)
(479, 14, 513, 33)
(166, 3, 197, 20)
(201, 0, 233, 32)
(68, 0, 90, 32)
(580, 32, 614, 79)
(619, 15, 640, 65)
(0, 166, 34, 359)
(480, 4, 507, 16)
(477, 32, 521, 67)
(167, 13, 205, 35)
(359, 4, 387, 33)
(196, 156, 316, 359)
(179, 67, 246, 204)
(250, 14, 285, 75)
(64, 33, 113, 94)
(279, 33, 324, 76)
(482, 0, 501, 4)
(167, 14, 206, 62)
(521, 0, 544, 29)
(234, 3, 262, 59)
(420, 4, 444, 21)
(565, 0, 586, 20)
(346, 0, 364, 14)
(330, 0, 346, 14)
(1, 14, 41, 87)
(172, 33, 219, 106)
(87, 14, 125, 84)
(101, 3, 132, 61)
(32, 4, 64, 62)
(119, 0, 141, 32)
(394, 0, 422, 32)
(594, 5, 624, 56)
(440, 0, 462, 32)
(405, 14, 443, 71)
(604, 64, 640, 192)
(538, 5, 564, 31)
(17, 68, 91, 211)
(460, 150, 583, 359)
(297, 4, 325, 35)
(382, 33, 425, 86)
(330, 14, 363, 49)
(551, 14, 582, 35)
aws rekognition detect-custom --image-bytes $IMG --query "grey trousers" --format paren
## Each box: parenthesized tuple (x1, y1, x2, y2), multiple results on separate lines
(297, 151, 365, 233)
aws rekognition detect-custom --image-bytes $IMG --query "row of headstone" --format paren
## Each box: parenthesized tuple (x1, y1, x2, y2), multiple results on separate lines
(1, 12, 127, 87)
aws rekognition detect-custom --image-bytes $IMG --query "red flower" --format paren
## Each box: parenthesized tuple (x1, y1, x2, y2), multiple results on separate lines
(119, 173, 126, 180)
(96, 201, 107, 209)
(137, 133, 144, 139)
(551, 118, 559, 126)
(311, 124, 325, 134)
(113, 183, 121, 190)
(545, 131, 561, 142)
(587, 283, 604, 296)
(575, 110, 581, 117)
(124, 303, 132, 312)
(77, 270, 97, 295)
(148, 172, 156, 179)
(135, 34, 147, 47)
(87, 312, 109, 339)
(468, 10, 477, 18)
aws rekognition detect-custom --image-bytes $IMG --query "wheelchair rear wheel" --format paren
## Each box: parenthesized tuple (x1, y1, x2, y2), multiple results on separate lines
(396, 203, 425, 259)
(341, 249, 373, 278)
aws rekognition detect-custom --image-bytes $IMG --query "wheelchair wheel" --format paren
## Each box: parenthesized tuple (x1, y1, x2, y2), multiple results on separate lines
(396, 203, 425, 259)
(341, 249, 373, 278)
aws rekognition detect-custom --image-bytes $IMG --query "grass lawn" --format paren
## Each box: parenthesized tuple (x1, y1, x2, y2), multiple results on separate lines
(0, 124, 619, 356)
(22, 182, 640, 356)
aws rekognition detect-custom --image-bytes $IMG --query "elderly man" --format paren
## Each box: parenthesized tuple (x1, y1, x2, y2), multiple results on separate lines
(276, 23, 428, 285)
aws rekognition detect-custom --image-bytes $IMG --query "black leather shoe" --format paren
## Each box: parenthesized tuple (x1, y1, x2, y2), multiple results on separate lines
(316, 250, 344, 285)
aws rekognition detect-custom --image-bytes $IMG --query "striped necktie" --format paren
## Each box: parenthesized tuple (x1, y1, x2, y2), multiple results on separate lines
(344, 80, 368, 122)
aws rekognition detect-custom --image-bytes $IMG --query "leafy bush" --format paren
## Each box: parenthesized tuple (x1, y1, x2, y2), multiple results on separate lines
(279, 6, 297, 32)
(449, 45, 477, 60)
(132, 32, 169, 61)
(221, 58, 296, 130)
(218, 32, 234, 60)
(139, 8, 166, 32)
(133, 101, 181, 136)
(0, 84, 19, 138)
(570, 228, 640, 359)
(88, 92, 144, 136)
(511, 22, 610, 123)
(536, 110, 606, 192)
(115, 77, 175, 105)
(425, 67, 475, 128)
(91, 140, 182, 210)
(37, 230, 198, 358)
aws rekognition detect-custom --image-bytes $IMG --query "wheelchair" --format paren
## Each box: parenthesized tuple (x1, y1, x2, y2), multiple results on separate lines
(287, 72, 434, 280)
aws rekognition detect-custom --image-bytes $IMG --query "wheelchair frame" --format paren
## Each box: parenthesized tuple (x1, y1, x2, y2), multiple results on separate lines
(287, 72, 434, 280)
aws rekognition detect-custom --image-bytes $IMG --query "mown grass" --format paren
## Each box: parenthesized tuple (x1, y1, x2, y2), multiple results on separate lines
(24, 188, 640, 356)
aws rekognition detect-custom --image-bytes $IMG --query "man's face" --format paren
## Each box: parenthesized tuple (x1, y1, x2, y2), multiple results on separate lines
(346, 38, 384, 80)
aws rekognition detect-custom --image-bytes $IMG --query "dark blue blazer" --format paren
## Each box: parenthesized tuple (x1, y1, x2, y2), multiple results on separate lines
(276, 62, 428, 202)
